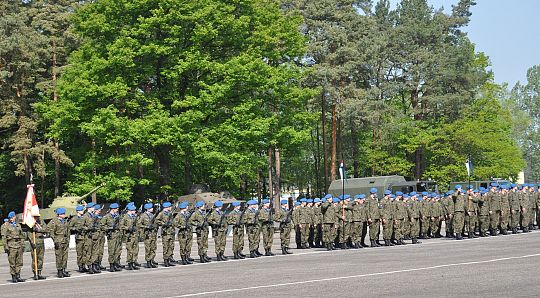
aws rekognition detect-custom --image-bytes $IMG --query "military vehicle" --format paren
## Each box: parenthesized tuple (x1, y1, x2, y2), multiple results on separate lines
(449, 179, 512, 191)
(175, 184, 237, 209)
(328, 175, 438, 197)
(37, 184, 105, 221)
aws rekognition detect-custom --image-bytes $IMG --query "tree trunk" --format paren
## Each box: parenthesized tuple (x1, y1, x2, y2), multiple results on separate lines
(351, 119, 359, 178)
(321, 91, 329, 191)
(314, 125, 321, 196)
(154, 145, 172, 198)
(91, 139, 97, 203)
(330, 100, 337, 181)
(411, 88, 423, 180)
(267, 147, 274, 203)
(274, 147, 281, 210)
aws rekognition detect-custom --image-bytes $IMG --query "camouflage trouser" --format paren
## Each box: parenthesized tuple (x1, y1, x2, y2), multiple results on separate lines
(369, 219, 380, 241)
(195, 227, 209, 256)
(382, 218, 393, 240)
(54, 242, 69, 270)
(162, 232, 176, 259)
(75, 237, 85, 266)
(430, 217, 440, 235)
(521, 210, 530, 228)
(7, 246, 24, 275)
(89, 234, 102, 264)
(394, 219, 405, 240)
(107, 232, 122, 264)
(212, 228, 227, 254)
(124, 233, 139, 263)
(280, 223, 292, 248)
(246, 225, 260, 251)
(465, 212, 477, 234)
(510, 210, 520, 229)
(30, 243, 44, 272)
(445, 216, 453, 236)
(453, 212, 465, 234)
(421, 217, 430, 235)
(232, 226, 244, 253)
(490, 210, 501, 230)
(350, 221, 362, 243)
(479, 215, 490, 233)
(500, 209, 509, 231)
(313, 224, 322, 245)
(97, 235, 105, 263)
(261, 223, 273, 250)
(144, 232, 157, 261)
(402, 219, 411, 237)
(83, 236, 93, 266)
(529, 208, 536, 226)
(410, 218, 420, 238)
(322, 223, 335, 244)
(338, 221, 350, 244)
(300, 224, 310, 245)
(177, 229, 193, 256)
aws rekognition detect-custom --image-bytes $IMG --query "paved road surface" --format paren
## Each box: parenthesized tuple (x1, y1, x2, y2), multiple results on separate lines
(1, 231, 540, 297)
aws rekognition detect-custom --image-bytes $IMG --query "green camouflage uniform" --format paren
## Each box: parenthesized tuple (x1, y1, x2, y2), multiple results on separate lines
(529, 189, 536, 228)
(156, 210, 176, 261)
(27, 219, 46, 273)
(313, 205, 323, 247)
(465, 192, 479, 236)
(321, 201, 337, 247)
(243, 207, 261, 252)
(366, 195, 381, 243)
(430, 199, 443, 236)
(478, 192, 491, 235)
(500, 191, 511, 233)
(488, 190, 502, 233)
(298, 205, 311, 247)
(453, 192, 466, 238)
(509, 189, 521, 232)
(190, 209, 210, 257)
(120, 213, 139, 263)
(208, 208, 228, 256)
(226, 209, 244, 255)
(47, 217, 70, 271)
(68, 214, 86, 267)
(408, 199, 421, 242)
(420, 198, 430, 237)
(351, 200, 368, 246)
(102, 212, 123, 266)
(394, 199, 407, 241)
(380, 196, 394, 241)
(174, 210, 194, 259)
(275, 206, 293, 250)
(139, 211, 158, 263)
(2, 221, 25, 276)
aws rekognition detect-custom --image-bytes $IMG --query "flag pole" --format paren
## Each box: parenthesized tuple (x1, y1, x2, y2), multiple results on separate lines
(32, 230, 38, 279)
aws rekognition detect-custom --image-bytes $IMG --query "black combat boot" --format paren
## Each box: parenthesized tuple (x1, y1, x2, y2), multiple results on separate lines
(62, 269, 70, 277)
(87, 264, 95, 274)
(180, 255, 188, 265)
(109, 263, 117, 272)
(168, 258, 177, 266)
(185, 255, 193, 264)
(384, 240, 390, 246)
(490, 229, 497, 236)
(151, 260, 157, 268)
(325, 243, 331, 251)
(146, 261, 152, 268)
(412, 238, 421, 244)
(399, 239, 406, 245)
(456, 233, 463, 240)
(94, 264, 101, 273)
(391, 239, 399, 245)
(249, 251, 256, 258)
(255, 250, 263, 256)
(11, 275, 18, 283)
(234, 251, 240, 259)
(16, 274, 25, 282)
(282, 247, 287, 255)
(204, 255, 212, 262)
(126, 262, 133, 270)
(114, 263, 123, 271)
(38, 270, 46, 280)
(222, 253, 229, 260)
(164, 259, 170, 267)
(33, 271, 38, 280)
(501, 229, 508, 235)
(468, 233, 474, 239)
(285, 247, 293, 254)
(370, 240, 377, 247)
(216, 254, 223, 261)
(238, 251, 245, 258)
(57, 270, 64, 278)
(99, 263, 106, 270)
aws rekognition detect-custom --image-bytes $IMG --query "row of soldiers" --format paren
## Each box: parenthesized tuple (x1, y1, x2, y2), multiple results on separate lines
(2, 183, 540, 283)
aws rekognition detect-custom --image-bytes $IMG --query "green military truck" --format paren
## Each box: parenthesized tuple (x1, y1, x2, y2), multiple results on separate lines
(448, 179, 512, 191)
(328, 175, 438, 197)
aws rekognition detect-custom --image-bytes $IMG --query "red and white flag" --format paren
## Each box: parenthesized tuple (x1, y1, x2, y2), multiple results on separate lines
(22, 184, 40, 228)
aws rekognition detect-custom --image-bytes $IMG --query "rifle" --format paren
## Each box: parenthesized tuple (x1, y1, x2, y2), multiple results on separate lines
(253, 209, 260, 225)
(283, 209, 293, 224)
(236, 208, 246, 227)
(217, 210, 227, 229)
(184, 210, 194, 230)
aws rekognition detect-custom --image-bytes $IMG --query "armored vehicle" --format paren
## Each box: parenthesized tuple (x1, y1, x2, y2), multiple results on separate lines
(37, 184, 105, 220)
(328, 175, 438, 197)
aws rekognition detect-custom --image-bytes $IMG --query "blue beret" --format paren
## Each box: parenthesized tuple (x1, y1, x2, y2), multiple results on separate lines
(195, 201, 205, 208)
(422, 192, 429, 196)
(448, 190, 455, 195)
(86, 202, 95, 208)
(76, 205, 84, 212)
(354, 195, 361, 199)
(179, 202, 189, 209)
(455, 185, 462, 190)
(359, 194, 366, 199)
(344, 194, 351, 199)
(467, 185, 473, 189)
(396, 191, 403, 196)
(403, 194, 410, 198)
(55, 208, 66, 215)
(390, 194, 396, 199)
(384, 190, 392, 195)
(127, 204, 136, 211)
(410, 192, 417, 196)
(510, 183, 516, 188)
(300, 198, 307, 203)
(332, 198, 340, 203)
(314, 198, 321, 203)
(144, 203, 153, 210)
(262, 199, 270, 204)
(231, 202, 241, 207)
(294, 202, 301, 206)
(323, 194, 332, 199)
(473, 189, 479, 192)
(162, 202, 172, 208)
(307, 199, 313, 203)
(3, 218, 7, 222)
(94, 204, 101, 210)
(431, 193, 438, 197)
(214, 201, 223, 207)
(280, 199, 288, 205)
(490, 183, 497, 187)
(247, 200, 257, 205)
(8, 211, 16, 218)
(370, 188, 378, 194)
(110, 203, 119, 209)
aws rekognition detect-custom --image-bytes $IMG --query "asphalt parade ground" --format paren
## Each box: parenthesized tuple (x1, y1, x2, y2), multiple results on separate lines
(1, 231, 540, 297)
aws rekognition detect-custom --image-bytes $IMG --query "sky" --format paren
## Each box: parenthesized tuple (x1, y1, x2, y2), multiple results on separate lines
(392, 0, 540, 87)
